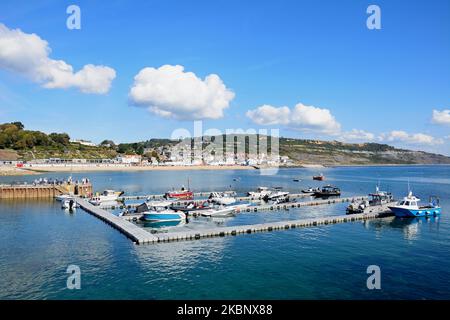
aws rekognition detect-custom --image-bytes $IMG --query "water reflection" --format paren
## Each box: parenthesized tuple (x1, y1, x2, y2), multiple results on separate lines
(365, 216, 440, 241)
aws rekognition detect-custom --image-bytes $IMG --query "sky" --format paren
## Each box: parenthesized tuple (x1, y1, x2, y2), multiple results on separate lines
(0, 0, 449, 154)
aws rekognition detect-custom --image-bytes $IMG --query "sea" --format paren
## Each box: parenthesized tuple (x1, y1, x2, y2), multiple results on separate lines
(0, 165, 449, 299)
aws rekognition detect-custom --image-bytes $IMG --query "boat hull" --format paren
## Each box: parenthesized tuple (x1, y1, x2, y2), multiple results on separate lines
(389, 206, 441, 218)
(142, 212, 186, 222)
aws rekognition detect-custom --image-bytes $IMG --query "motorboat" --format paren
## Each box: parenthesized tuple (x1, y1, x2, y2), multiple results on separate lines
(56, 194, 73, 202)
(301, 187, 320, 194)
(313, 185, 340, 198)
(262, 189, 290, 203)
(62, 198, 78, 210)
(142, 201, 186, 222)
(346, 186, 395, 214)
(388, 192, 441, 218)
(247, 187, 272, 199)
(208, 192, 236, 205)
(89, 190, 124, 206)
(164, 186, 193, 200)
(313, 174, 325, 181)
(200, 202, 251, 217)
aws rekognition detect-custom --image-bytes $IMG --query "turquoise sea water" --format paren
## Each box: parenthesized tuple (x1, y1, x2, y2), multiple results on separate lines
(0, 166, 449, 299)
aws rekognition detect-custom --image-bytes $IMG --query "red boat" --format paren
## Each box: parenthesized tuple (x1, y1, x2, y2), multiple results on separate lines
(164, 187, 194, 200)
(313, 174, 325, 181)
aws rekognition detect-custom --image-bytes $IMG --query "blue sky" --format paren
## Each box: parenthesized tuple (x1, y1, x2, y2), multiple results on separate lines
(0, 0, 449, 154)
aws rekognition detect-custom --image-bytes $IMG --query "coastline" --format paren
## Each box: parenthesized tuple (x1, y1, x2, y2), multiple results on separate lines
(4, 164, 255, 175)
(1, 163, 448, 176)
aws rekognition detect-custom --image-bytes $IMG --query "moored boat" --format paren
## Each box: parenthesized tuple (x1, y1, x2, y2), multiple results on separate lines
(247, 187, 272, 199)
(89, 190, 124, 206)
(164, 186, 193, 200)
(142, 201, 186, 222)
(388, 192, 441, 218)
(346, 186, 395, 214)
(208, 192, 236, 205)
(313, 173, 325, 181)
(313, 185, 340, 198)
(301, 187, 320, 193)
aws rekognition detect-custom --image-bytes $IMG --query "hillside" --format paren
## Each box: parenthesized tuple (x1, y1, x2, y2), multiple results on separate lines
(1, 122, 449, 165)
(278, 138, 450, 165)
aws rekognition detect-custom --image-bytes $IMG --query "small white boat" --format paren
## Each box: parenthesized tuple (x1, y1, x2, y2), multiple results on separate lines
(201, 206, 236, 217)
(89, 190, 124, 206)
(263, 190, 290, 203)
(247, 187, 272, 199)
(201, 203, 251, 217)
(56, 194, 73, 202)
(208, 192, 236, 205)
(62, 198, 78, 210)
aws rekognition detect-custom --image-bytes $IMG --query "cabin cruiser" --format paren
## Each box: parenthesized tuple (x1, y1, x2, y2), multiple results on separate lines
(208, 192, 236, 205)
(142, 201, 186, 222)
(89, 190, 124, 206)
(164, 186, 193, 200)
(388, 192, 441, 218)
(247, 187, 272, 199)
(347, 187, 395, 214)
(313, 185, 341, 198)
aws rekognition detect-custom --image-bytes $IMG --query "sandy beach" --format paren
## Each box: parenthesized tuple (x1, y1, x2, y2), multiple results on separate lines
(0, 164, 256, 175)
(0, 166, 38, 176)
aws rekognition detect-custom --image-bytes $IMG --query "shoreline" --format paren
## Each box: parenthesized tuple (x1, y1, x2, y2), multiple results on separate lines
(1, 163, 448, 176)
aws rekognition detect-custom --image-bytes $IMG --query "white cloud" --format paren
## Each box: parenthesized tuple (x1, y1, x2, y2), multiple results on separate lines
(246, 102, 341, 134)
(339, 129, 377, 142)
(245, 104, 290, 125)
(383, 130, 444, 146)
(432, 109, 450, 125)
(129, 65, 235, 120)
(0, 23, 115, 94)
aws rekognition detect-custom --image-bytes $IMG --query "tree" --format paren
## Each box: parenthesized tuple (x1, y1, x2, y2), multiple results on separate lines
(49, 133, 70, 146)
(100, 140, 116, 148)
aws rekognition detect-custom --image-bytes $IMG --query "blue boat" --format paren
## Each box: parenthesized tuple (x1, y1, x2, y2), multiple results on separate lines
(141, 201, 186, 222)
(388, 192, 441, 218)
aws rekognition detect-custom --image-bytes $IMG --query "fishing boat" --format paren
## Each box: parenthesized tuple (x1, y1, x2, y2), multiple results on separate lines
(208, 192, 236, 205)
(89, 190, 124, 206)
(346, 186, 395, 214)
(313, 173, 325, 181)
(388, 192, 441, 218)
(293, 178, 302, 182)
(247, 187, 272, 199)
(301, 187, 320, 193)
(164, 186, 193, 200)
(313, 185, 341, 198)
(142, 201, 186, 222)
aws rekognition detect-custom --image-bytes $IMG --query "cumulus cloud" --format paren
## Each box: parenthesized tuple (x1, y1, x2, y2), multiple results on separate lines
(432, 109, 450, 125)
(129, 65, 235, 120)
(246, 102, 341, 134)
(0, 23, 116, 94)
(339, 129, 377, 142)
(245, 104, 290, 125)
(383, 130, 444, 146)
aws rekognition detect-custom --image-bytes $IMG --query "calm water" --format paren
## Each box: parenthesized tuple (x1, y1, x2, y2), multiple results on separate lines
(0, 166, 449, 299)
